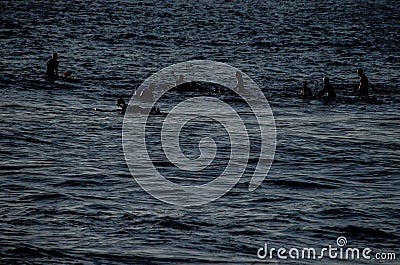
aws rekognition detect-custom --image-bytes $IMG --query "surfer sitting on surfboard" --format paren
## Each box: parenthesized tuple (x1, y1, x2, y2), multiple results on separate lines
(46, 52, 59, 79)
(316, 77, 336, 104)
(353, 69, 369, 96)
(299, 81, 313, 99)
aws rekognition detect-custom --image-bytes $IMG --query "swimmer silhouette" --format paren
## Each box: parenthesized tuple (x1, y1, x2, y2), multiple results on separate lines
(353, 69, 369, 96)
(235, 71, 244, 92)
(316, 77, 336, 104)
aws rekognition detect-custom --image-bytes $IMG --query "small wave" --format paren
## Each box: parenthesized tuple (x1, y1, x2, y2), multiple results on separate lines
(18, 192, 68, 202)
(6, 244, 73, 259)
(318, 207, 371, 218)
(186, 219, 216, 228)
(52, 179, 100, 187)
(23, 136, 54, 144)
(0, 130, 54, 145)
(251, 196, 292, 203)
(143, 34, 158, 40)
(77, 250, 198, 264)
(23, 208, 65, 216)
(5, 218, 41, 226)
(267, 179, 338, 189)
(156, 216, 194, 230)
(118, 33, 137, 39)
(0, 103, 25, 108)
(0, 164, 53, 171)
(341, 225, 399, 241)
(250, 40, 273, 47)
(228, 228, 261, 236)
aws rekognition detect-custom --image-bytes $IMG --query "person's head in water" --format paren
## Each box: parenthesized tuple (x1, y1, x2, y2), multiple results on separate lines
(357, 68, 364, 76)
(235, 71, 242, 79)
(323, 77, 330, 84)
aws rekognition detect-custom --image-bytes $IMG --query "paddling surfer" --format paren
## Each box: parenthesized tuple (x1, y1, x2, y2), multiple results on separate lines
(116, 97, 160, 115)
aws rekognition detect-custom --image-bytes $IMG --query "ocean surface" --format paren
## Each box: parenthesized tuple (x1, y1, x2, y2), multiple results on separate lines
(1, 0, 399, 264)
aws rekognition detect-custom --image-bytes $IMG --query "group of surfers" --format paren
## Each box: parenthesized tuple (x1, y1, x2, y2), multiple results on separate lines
(46, 52, 370, 113)
(299, 69, 369, 104)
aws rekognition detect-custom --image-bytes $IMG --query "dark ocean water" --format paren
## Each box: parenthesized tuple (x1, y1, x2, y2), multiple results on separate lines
(1, 0, 399, 264)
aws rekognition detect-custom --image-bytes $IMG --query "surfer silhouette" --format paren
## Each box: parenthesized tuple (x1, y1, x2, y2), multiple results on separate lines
(176, 74, 184, 86)
(235, 71, 244, 92)
(299, 81, 313, 99)
(46, 52, 59, 79)
(137, 83, 154, 102)
(117, 97, 128, 114)
(353, 69, 369, 96)
(316, 77, 336, 104)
